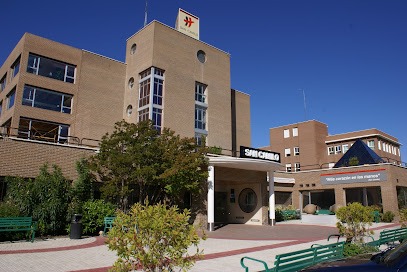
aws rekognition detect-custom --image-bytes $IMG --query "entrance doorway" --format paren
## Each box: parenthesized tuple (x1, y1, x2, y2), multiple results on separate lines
(215, 192, 228, 223)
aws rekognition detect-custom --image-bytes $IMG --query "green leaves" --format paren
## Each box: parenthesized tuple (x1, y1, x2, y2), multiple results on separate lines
(336, 202, 374, 243)
(107, 203, 204, 272)
(89, 120, 209, 210)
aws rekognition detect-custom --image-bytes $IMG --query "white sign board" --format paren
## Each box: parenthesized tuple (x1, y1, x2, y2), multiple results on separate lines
(320, 169, 387, 185)
(175, 9, 199, 40)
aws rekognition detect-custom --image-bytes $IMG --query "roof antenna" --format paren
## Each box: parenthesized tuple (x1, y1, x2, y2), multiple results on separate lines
(144, 0, 148, 27)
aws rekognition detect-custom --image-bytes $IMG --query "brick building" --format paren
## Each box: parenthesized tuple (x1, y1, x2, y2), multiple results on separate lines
(0, 13, 281, 230)
(267, 120, 407, 216)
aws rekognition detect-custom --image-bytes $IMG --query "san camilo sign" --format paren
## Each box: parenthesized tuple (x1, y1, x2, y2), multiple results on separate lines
(240, 146, 280, 163)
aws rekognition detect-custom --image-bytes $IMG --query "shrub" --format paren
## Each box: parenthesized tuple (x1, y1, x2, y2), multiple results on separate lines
(343, 243, 378, 257)
(0, 202, 21, 217)
(81, 199, 116, 235)
(107, 202, 204, 272)
(400, 208, 407, 227)
(336, 202, 373, 243)
(381, 211, 395, 223)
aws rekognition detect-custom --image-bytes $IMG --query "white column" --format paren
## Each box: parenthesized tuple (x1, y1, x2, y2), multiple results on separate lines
(268, 171, 276, 226)
(207, 165, 215, 231)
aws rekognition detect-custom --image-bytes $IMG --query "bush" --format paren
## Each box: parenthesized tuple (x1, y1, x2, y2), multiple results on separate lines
(343, 243, 378, 257)
(0, 202, 21, 217)
(107, 202, 204, 272)
(400, 208, 407, 227)
(381, 211, 395, 223)
(81, 199, 116, 235)
(336, 202, 373, 243)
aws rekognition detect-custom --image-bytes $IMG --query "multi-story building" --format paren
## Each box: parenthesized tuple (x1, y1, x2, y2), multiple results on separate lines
(267, 120, 402, 172)
(267, 120, 407, 218)
(0, 13, 281, 230)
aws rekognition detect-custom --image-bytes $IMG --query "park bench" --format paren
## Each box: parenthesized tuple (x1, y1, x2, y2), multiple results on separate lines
(315, 209, 334, 215)
(103, 216, 116, 235)
(366, 227, 407, 247)
(0, 217, 37, 242)
(240, 241, 345, 272)
(281, 210, 297, 221)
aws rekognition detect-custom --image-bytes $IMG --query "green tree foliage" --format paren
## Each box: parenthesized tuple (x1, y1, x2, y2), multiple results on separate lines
(336, 202, 374, 243)
(89, 120, 208, 210)
(6, 164, 71, 235)
(348, 156, 359, 166)
(81, 199, 116, 235)
(69, 159, 96, 217)
(107, 202, 204, 272)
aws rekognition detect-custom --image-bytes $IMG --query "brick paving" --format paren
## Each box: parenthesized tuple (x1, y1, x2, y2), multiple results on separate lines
(0, 222, 400, 272)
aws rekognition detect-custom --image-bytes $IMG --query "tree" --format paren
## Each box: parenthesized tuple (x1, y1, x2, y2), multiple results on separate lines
(336, 202, 374, 243)
(6, 164, 72, 235)
(89, 120, 208, 210)
(107, 202, 204, 272)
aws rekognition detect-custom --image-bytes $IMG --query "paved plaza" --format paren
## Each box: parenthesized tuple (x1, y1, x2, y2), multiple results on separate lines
(0, 220, 400, 272)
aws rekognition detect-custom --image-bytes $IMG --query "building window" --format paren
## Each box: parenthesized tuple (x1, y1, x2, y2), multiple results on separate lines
(139, 78, 150, 108)
(138, 67, 164, 131)
(195, 133, 205, 146)
(195, 82, 208, 137)
(367, 140, 375, 150)
(195, 106, 206, 130)
(0, 74, 6, 92)
(284, 129, 290, 138)
(153, 78, 163, 105)
(27, 53, 76, 83)
(292, 127, 298, 137)
(294, 163, 301, 172)
(286, 164, 292, 172)
(195, 82, 207, 104)
(328, 146, 334, 155)
(197, 50, 206, 63)
(238, 188, 257, 213)
(294, 146, 300, 156)
(11, 57, 20, 79)
(18, 118, 69, 144)
(130, 43, 137, 55)
(342, 144, 349, 153)
(285, 148, 291, 157)
(22, 85, 72, 114)
(378, 141, 381, 150)
(128, 77, 134, 89)
(335, 145, 342, 154)
(7, 89, 16, 109)
(152, 107, 162, 131)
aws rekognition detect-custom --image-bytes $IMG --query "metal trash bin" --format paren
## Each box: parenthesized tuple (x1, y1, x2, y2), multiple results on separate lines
(70, 214, 83, 239)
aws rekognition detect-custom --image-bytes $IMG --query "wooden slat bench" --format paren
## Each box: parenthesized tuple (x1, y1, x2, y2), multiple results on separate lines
(103, 216, 116, 235)
(0, 217, 37, 242)
(240, 241, 345, 272)
(366, 227, 407, 247)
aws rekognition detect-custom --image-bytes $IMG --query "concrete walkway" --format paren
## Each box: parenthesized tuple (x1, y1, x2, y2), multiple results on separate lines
(0, 221, 400, 272)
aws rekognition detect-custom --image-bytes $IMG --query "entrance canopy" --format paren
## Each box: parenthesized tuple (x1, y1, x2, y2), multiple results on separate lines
(206, 155, 281, 231)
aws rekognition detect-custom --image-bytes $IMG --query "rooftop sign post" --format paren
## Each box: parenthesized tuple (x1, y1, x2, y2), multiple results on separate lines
(175, 8, 200, 40)
(240, 146, 281, 163)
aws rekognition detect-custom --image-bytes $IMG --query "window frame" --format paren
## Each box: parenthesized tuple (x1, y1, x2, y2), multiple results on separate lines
(11, 57, 20, 79)
(6, 88, 16, 109)
(284, 129, 290, 138)
(294, 146, 300, 156)
(22, 85, 72, 114)
(0, 74, 6, 92)
(335, 145, 342, 154)
(328, 146, 334, 155)
(292, 127, 298, 137)
(285, 148, 291, 157)
(367, 140, 375, 150)
(26, 53, 76, 83)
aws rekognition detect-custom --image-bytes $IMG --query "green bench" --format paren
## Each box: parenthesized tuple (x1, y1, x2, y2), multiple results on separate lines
(0, 217, 37, 242)
(366, 227, 407, 247)
(281, 210, 298, 221)
(103, 216, 116, 235)
(240, 241, 345, 272)
(315, 209, 334, 215)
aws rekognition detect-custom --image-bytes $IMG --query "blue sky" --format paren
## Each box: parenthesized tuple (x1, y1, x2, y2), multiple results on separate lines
(2, 0, 407, 160)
